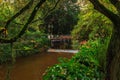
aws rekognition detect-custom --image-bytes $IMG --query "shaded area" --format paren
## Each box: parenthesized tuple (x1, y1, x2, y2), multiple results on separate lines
(0, 52, 74, 80)
(49, 35, 72, 49)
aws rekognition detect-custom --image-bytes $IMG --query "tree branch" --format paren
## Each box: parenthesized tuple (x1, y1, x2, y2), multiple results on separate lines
(0, 0, 46, 43)
(109, 0, 120, 12)
(12, 21, 24, 25)
(0, 0, 34, 38)
(109, 0, 119, 6)
(5, 0, 34, 28)
(31, 0, 61, 23)
(89, 0, 120, 25)
(0, 0, 34, 34)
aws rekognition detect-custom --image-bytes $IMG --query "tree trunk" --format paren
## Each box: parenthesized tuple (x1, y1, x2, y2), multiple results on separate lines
(88, 0, 120, 79)
(107, 24, 120, 80)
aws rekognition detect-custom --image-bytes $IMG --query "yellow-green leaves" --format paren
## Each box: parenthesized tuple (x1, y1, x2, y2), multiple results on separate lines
(0, 0, 2, 3)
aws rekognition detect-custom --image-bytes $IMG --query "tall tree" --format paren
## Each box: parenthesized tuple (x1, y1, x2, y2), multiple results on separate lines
(0, 0, 46, 43)
(44, 0, 79, 35)
(0, 0, 61, 43)
(88, 0, 120, 80)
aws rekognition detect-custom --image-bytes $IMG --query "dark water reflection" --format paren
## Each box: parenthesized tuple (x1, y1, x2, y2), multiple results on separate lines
(0, 52, 74, 80)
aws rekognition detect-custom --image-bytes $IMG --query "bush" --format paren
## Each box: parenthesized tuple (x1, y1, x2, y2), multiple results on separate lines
(0, 31, 50, 63)
(43, 39, 109, 79)
(0, 44, 12, 64)
(43, 57, 100, 80)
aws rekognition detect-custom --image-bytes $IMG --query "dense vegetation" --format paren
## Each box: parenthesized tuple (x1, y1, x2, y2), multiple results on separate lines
(0, 31, 49, 63)
(0, 0, 120, 80)
(43, 39, 109, 79)
(0, 0, 50, 64)
(44, 0, 79, 35)
(43, 1, 112, 79)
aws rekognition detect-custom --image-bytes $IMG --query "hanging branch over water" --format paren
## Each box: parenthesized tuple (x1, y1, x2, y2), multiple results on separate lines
(6, 0, 61, 26)
(0, 0, 46, 43)
(32, 0, 61, 23)
(0, 0, 34, 34)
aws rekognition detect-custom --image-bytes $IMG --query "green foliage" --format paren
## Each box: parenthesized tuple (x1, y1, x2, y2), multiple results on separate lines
(44, 0, 80, 35)
(43, 39, 109, 79)
(0, 44, 12, 64)
(43, 61, 98, 79)
(14, 31, 50, 57)
(71, 4, 112, 43)
(43, 55, 100, 80)
(0, 31, 49, 63)
(0, 2, 14, 21)
(80, 38, 109, 72)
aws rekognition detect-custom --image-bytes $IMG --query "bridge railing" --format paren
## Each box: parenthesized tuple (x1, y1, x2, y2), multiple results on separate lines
(49, 35, 72, 49)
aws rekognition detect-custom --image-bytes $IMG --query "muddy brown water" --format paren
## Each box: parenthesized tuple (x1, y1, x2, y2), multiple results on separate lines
(0, 52, 74, 80)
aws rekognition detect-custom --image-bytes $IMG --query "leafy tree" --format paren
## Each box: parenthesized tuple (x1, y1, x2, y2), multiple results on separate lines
(0, 0, 61, 43)
(88, 0, 120, 80)
(71, 1, 112, 51)
(0, 0, 62, 63)
(43, 0, 80, 35)
(72, 6, 112, 41)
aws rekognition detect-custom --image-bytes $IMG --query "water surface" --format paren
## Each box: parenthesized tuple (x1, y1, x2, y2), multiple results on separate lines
(0, 52, 74, 80)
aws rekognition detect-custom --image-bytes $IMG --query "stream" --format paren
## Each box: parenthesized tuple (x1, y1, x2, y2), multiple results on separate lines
(0, 52, 74, 80)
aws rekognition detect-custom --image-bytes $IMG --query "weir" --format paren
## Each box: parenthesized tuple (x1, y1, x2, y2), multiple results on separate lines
(47, 49, 78, 53)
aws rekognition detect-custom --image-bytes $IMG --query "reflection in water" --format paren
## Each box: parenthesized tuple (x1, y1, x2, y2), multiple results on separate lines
(0, 52, 74, 80)
(5, 64, 12, 80)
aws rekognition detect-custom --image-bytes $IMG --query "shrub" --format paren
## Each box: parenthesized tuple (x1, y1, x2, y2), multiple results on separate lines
(43, 39, 109, 79)
(43, 56, 100, 80)
(13, 31, 50, 56)
(0, 31, 50, 63)
(0, 44, 12, 64)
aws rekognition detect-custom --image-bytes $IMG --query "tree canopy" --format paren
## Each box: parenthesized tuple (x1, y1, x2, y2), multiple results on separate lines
(0, 0, 61, 43)
(0, 0, 120, 80)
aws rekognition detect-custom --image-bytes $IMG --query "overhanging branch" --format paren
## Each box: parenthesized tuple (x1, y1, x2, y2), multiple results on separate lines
(0, 0, 46, 43)
(109, 0, 120, 12)
(89, 0, 120, 25)
(5, 0, 34, 29)
(109, 0, 119, 6)
(0, 0, 34, 34)
(31, 0, 61, 23)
